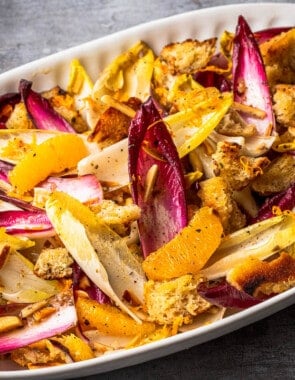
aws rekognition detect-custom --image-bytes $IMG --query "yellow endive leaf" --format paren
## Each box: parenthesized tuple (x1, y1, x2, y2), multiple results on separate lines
(177, 92, 233, 158)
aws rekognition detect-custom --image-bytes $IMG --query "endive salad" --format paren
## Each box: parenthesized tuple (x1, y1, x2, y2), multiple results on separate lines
(0, 15, 294, 369)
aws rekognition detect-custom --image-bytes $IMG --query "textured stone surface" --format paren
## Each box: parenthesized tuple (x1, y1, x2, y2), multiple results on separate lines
(0, 1, 294, 379)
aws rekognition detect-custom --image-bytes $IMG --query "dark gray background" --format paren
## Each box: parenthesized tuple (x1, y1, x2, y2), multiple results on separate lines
(0, 1, 294, 379)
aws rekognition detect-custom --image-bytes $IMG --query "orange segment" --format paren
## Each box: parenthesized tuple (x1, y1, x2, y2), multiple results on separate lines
(76, 296, 156, 337)
(142, 206, 223, 281)
(8, 134, 88, 194)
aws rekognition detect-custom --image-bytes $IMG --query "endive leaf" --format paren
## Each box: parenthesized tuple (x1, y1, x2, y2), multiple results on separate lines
(129, 97, 188, 257)
(176, 92, 233, 158)
(67, 58, 93, 96)
(0, 248, 61, 302)
(77, 137, 129, 187)
(201, 214, 295, 280)
(0, 228, 34, 250)
(45, 192, 143, 322)
(0, 289, 76, 354)
(232, 16, 275, 135)
(90, 41, 154, 125)
(67, 59, 94, 122)
(87, 227, 146, 304)
(19, 79, 76, 133)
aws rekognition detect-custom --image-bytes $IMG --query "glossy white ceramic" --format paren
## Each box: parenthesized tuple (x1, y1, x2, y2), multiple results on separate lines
(0, 3, 294, 379)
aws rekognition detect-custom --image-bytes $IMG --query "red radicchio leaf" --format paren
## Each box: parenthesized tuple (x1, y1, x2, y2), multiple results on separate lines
(0, 160, 14, 183)
(128, 97, 188, 257)
(254, 26, 292, 45)
(250, 181, 295, 224)
(0, 92, 21, 125)
(208, 52, 229, 70)
(194, 71, 232, 92)
(72, 262, 111, 304)
(197, 280, 264, 309)
(19, 79, 75, 133)
(232, 16, 275, 136)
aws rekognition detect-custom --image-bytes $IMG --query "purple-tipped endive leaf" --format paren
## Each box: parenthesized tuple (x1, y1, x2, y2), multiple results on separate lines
(232, 16, 275, 136)
(254, 26, 292, 44)
(197, 280, 264, 309)
(72, 262, 111, 304)
(129, 97, 188, 257)
(19, 79, 75, 133)
(194, 71, 231, 92)
(0, 290, 77, 354)
(0, 209, 54, 237)
(250, 182, 295, 224)
(38, 175, 103, 205)
(0, 189, 42, 212)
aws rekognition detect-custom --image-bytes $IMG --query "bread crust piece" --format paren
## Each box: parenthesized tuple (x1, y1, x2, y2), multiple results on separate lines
(144, 274, 211, 325)
(5, 102, 33, 129)
(197, 176, 246, 234)
(34, 248, 73, 280)
(216, 109, 257, 137)
(251, 153, 295, 195)
(11, 339, 68, 368)
(227, 252, 295, 297)
(152, 38, 216, 108)
(158, 39, 217, 75)
(87, 97, 141, 148)
(212, 141, 270, 191)
(260, 29, 295, 87)
(273, 84, 295, 128)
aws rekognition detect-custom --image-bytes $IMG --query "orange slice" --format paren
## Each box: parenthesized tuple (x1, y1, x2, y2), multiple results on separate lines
(76, 296, 156, 337)
(142, 206, 223, 281)
(8, 134, 88, 194)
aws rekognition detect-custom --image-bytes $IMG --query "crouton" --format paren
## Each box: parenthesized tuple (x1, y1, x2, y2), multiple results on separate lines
(95, 199, 141, 225)
(216, 109, 257, 137)
(144, 274, 211, 325)
(34, 248, 73, 280)
(260, 29, 295, 87)
(273, 84, 295, 128)
(152, 38, 217, 108)
(158, 38, 217, 75)
(212, 141, 270, 190)
(197, 176, 246, 234)
(87, 97, 141, 148)
(227, 252, 295, 297)
(251, 153, 295, 195)
(11, 339, 68, 368)
(6, 102, 33, 129)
